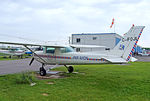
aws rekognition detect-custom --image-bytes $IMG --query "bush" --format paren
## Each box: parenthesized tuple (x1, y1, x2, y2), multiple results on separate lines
(15, 71, 36, 84)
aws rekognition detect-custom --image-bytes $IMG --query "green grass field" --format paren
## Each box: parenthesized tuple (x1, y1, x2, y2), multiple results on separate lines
(0, 62, 150, 101)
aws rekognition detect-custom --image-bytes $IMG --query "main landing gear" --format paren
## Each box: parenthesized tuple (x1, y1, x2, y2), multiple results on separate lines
(39, 64, 74, 76)
(64, 65, 74, 73)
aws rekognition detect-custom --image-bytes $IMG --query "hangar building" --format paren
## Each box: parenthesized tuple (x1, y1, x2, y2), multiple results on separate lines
(71, 33, 142, 53)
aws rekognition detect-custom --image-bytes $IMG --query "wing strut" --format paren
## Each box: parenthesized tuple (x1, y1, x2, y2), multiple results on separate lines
(24, 45, 47, 64)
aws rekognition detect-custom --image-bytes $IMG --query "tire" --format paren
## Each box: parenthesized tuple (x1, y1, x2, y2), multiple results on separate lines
(39, 67, 46, 76)
(68, 66, 74, 73)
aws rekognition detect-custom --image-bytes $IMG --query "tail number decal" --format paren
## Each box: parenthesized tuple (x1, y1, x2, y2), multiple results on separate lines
(122, 37, 138, 42)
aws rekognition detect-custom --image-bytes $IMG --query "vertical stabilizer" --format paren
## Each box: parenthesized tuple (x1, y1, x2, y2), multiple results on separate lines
(111, 26, 145, 61)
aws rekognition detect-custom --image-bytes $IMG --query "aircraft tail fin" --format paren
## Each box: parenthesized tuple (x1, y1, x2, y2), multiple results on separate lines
(111, 26, 145, 61)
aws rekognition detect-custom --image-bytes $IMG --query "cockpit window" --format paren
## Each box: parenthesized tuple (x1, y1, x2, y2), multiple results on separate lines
(60, 47, 74, 53)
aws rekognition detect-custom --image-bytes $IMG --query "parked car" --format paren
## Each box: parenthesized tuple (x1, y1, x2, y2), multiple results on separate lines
(138, 52, 150, 56)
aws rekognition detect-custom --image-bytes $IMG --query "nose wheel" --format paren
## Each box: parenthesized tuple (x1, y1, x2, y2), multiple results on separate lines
(39, 64, 46, 76)
(40, 67, 46, 76)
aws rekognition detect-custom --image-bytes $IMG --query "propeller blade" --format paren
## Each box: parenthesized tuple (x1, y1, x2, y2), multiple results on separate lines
(29, 58, 34, 66)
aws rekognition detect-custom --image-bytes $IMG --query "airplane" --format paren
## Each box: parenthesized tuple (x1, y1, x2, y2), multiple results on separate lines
(0, 47, 25, 58)
(0, 26, 145, 76)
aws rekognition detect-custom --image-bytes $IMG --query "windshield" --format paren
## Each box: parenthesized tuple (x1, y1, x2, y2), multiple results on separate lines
(60, 47, 75, 53)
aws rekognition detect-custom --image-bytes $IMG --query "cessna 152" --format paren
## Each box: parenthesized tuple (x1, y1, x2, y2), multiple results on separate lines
(0, 26, 145, 76)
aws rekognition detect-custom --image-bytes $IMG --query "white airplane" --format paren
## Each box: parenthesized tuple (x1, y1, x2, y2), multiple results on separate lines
(0, 26, 145, 76)
(0, 47, 24, 58)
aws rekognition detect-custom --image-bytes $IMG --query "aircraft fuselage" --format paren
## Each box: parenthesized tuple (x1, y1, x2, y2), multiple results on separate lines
(34, 51, 109, 65)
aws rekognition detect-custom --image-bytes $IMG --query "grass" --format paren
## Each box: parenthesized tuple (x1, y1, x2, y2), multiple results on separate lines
(15, 71, 36, 84)
(0, 62, 150, 101)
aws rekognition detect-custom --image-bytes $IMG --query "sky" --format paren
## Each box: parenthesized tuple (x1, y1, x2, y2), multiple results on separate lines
(0, 0, 150, 47)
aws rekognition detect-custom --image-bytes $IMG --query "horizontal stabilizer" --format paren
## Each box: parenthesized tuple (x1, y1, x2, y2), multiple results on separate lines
(102, 57, 127, 63)
(130, 57, 138, 62)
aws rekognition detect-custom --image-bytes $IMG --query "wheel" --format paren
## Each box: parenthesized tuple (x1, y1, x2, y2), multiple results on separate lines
(39, 67, 46, 76)
(68, 66, 74, 73)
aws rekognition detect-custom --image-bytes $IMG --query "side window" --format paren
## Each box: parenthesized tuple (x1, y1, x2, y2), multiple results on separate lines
(60, 47, 75, 53)
(76, 38, 80, 43)
(46, 47, 55, 54)
(60, 48, 66, 53)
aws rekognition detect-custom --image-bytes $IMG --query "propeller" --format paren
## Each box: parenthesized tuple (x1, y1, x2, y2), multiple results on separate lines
(29, 58, 34, 66)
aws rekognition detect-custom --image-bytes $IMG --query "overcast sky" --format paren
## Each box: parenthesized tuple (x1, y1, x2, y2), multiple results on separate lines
(0, 0, 150, 47)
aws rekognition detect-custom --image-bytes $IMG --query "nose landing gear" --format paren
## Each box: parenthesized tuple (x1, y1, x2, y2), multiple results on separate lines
(39, 64, 46, 76)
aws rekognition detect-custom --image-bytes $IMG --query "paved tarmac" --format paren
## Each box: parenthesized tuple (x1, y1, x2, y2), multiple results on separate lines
(0, 56, 149, 75)
(135, 56, 150, 62)
(0, 58, 55, 75)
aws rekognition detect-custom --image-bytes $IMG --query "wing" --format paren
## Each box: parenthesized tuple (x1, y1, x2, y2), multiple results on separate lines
(0, 41, 68, 63)
(0, 41, 68, 48)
